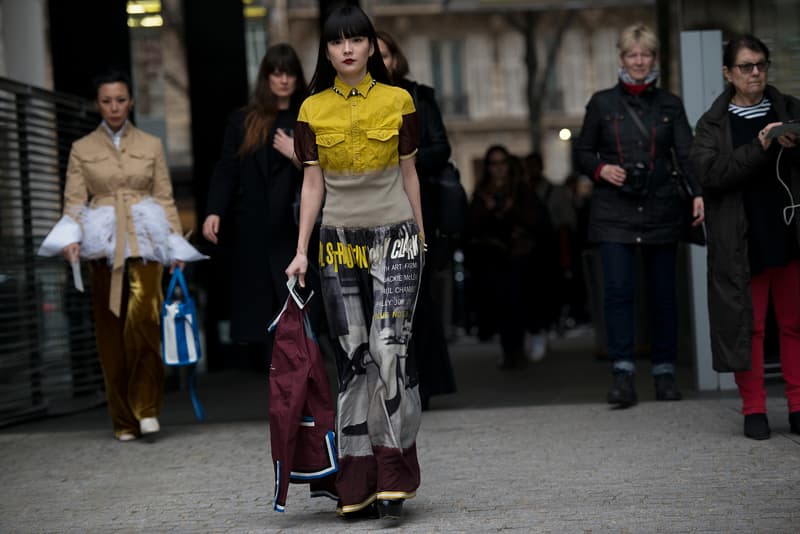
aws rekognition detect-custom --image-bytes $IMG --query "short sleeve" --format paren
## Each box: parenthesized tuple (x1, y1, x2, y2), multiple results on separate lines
(398, 90, 419, 160)
(294, 121, 319, 166)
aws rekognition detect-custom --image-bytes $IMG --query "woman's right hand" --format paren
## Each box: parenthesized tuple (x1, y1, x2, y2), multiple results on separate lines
(285, 252, 308, 288)
(202, 215, 220, 244)
(62, 243, 80, 262)
(599, 164, 627, 187)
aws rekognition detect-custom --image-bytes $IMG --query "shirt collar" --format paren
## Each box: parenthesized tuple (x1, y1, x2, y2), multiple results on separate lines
(332, 73, 377, 99)
(101, 120, 128, 150)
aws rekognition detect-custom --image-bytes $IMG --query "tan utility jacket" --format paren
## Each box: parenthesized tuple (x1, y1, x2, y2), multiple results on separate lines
(64, 123, 183, 315)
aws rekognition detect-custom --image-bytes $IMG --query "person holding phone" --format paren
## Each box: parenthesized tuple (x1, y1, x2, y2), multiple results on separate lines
(285, 5, 425, 521)
(691, 34, 800, 440)
(202, 44, 309, 371)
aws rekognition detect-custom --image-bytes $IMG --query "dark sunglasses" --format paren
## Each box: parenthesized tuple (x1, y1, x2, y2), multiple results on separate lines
(734, 60, 771, 74)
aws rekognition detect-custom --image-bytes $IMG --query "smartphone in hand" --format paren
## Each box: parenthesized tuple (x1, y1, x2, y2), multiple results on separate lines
(766, 120, 800, 139)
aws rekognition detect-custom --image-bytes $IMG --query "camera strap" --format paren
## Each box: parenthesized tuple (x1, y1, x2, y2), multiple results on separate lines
(619, 96, 656, 171)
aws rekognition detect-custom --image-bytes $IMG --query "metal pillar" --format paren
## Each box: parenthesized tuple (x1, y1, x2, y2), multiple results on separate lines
(679, 30, 737, 391)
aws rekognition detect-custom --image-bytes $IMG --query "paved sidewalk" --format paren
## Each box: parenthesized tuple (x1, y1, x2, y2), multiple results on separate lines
(2, 334, 800, 532)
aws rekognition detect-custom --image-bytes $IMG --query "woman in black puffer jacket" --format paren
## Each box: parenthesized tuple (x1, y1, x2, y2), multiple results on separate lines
(574, 23, 704, 407)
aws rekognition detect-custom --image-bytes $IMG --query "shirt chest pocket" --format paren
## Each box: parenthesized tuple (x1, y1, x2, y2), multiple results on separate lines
(80, 153, 115, 187)
(316, 132, 347, 170)
(364, 128, 399, 169)
(127, 151, 155, 180)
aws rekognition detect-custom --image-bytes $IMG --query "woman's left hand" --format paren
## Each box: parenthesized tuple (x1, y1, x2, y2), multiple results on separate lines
(273, 128, 295, 160)
(777, 131, 798, 149)
(170, 260, 185, 274)
(692, 196, 705, 226)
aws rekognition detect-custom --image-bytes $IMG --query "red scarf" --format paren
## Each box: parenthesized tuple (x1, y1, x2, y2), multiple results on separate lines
(621, 81, 653, 97)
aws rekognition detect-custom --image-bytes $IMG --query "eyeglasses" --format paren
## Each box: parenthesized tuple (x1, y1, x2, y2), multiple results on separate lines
(488, 159, 508, 166)
(734, 60, 771, 74)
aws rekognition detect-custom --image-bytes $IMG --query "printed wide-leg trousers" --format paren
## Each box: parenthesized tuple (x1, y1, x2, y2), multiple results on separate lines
(318, 220, 423, 513)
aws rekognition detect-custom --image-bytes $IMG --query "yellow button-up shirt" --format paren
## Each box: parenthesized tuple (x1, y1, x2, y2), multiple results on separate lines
(295, 74, 419, 227)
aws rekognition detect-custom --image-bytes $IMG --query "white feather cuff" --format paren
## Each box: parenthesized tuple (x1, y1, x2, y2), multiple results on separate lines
(37, 215, 82, 256)
(169, 233, 208, 262)
(37, 198, 208, 264)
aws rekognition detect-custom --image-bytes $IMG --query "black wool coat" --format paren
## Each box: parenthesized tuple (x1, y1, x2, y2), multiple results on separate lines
(399, 79, 458, 399)
(207, 108, 302, 343)
(690, 84, 800, 372)
(574, 82, 700, 244)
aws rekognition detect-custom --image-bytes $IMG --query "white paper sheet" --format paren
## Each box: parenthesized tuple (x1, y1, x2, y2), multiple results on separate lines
(71, 260, 84, 292)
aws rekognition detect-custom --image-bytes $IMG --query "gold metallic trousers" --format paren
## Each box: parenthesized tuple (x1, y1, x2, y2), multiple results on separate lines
(90, 259, 164, 437)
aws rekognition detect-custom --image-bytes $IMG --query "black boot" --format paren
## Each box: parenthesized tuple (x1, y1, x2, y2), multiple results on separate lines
(340, 502, 379, 520)
(377, 499, 403, 520)
(654, 373, 682, 401)
(607, 372, 637, 407)
(744, 413, 771, 440)
(789, 412, 800, 435)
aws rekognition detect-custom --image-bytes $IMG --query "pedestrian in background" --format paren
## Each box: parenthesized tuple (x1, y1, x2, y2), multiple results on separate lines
(285, 5, 425, 521)
(38, 70, 205, 441)
(466, 145, 550, 369)
(690, 34, 800, 440)
(376, 30, 457, 409)
(202, 44, 310, 373)
(574, 23, 704, 407)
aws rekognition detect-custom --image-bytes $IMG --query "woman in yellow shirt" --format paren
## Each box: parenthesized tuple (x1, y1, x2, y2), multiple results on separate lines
(285, 4, 425, 522)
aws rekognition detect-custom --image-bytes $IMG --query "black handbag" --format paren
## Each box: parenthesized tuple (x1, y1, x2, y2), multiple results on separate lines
(674, 170, 706, 246)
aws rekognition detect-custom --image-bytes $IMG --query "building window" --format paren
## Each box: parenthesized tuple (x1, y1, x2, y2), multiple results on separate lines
(243, 0, 269, 89)
(431, 39, 468, 116)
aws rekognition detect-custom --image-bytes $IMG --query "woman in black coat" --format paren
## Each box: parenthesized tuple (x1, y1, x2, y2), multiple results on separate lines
(467, 146, 551, 369)
(690, 35, 800, 440)
(377, 31, 457, 408)
(202, 44, 309, 369)
(574, 23, 704, 407)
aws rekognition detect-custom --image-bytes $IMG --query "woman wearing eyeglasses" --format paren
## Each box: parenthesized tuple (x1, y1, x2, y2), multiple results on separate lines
(691, 35, 800, 440)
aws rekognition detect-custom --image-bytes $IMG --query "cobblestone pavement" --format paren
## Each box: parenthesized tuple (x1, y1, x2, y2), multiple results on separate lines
(2, 333, 800, 533)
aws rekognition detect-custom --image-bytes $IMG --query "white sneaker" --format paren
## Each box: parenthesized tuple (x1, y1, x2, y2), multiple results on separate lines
(117, 432, 137, 442)
(526, 332, 547, 362)
(139, 417, 160, 435)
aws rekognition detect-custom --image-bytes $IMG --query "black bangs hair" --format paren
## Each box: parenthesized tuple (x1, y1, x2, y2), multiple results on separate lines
(307, 4, 390, 94)
(92, 69, 133, 98)
(722, 34, 770, 68)
(321, 4, 373, 43)
(265, 43, 304, 77)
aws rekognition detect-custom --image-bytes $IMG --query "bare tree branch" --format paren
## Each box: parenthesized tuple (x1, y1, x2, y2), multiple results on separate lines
(512, 10, 575, 153)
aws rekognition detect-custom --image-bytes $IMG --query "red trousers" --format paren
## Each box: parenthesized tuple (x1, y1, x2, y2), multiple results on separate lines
(735, 260, 800, 415)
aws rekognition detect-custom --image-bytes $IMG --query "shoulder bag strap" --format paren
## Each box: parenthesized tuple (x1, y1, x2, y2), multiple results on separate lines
(619, 96, 650, 139)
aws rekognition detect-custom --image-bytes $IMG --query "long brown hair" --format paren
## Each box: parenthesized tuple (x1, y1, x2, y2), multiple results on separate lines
(239, 43, 307, 156)
(375, 30, 410, 82)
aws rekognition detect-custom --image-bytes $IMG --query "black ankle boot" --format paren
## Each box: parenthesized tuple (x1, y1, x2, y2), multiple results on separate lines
(744, 413, 770, 440)
(377, 499, 403, 520)
(654, 373, 682, 401)
(607, 372, 637, 407)
(789, 412, 800, 434)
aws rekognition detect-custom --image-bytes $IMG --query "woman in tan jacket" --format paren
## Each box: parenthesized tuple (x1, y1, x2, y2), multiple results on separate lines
(39, 70, 205, 441)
